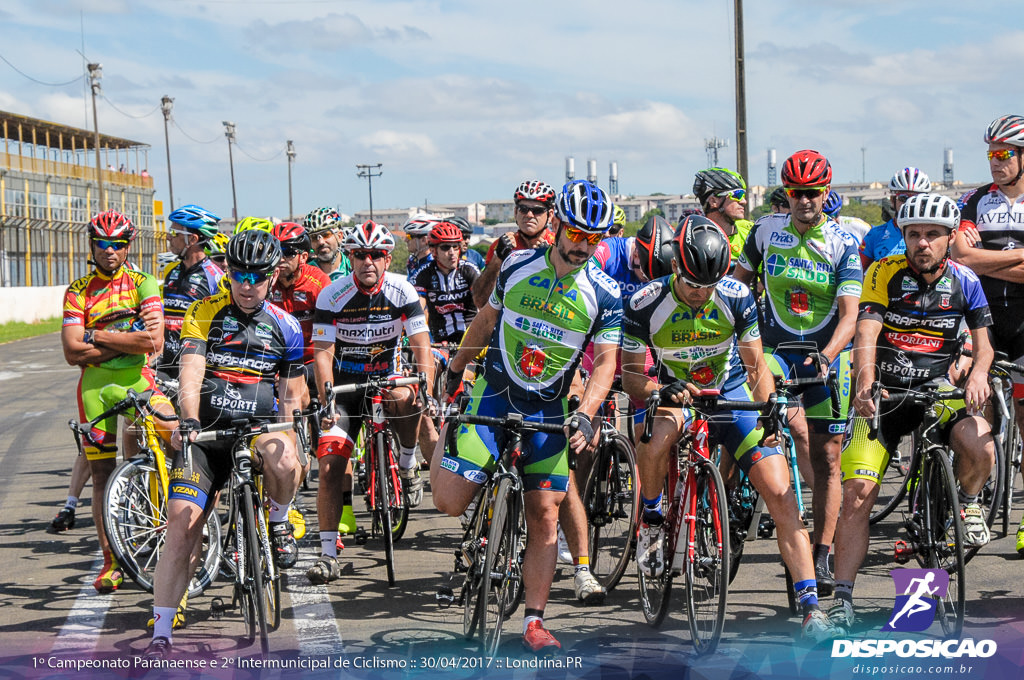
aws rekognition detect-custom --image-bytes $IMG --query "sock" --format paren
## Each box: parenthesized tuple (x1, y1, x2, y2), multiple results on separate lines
(152, 606, 176, 641)
(835, 580, 855, 602)
(65, 496, 79, 510)
(267, 496, 290, 524)
(958, 489, 979, 506)
(794, 578, 819, 617)
(320, 531, 339, 558)
(813, 543, 831, 567)
(574, 556, 590, 575)
(641, 493, 663, 524)
(342, 491, 353, 506)
(399, 447, 417, 469)
(523, 608, 544, 634)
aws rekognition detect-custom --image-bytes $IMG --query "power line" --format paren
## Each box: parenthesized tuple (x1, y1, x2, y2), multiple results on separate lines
(100, 94, 161, 119)
(0, 52, 84, 86)
(170, 117, 221, 144)
(234, 142, 284, 163)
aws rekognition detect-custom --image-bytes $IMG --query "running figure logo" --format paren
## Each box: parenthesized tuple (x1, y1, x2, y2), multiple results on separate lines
(882, 568, 949, 632)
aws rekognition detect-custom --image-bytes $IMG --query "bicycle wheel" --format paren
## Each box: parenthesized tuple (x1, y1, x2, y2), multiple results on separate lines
(726, 474, 758, 584)
(1004, 411, 1021, 537)
(480, 477, 521, 656)
(373, 431, 398, 586)
(384, 431, 409, 542)
(500, 496, 526, 618)
(870, 433, 917, 525)
(232, 490, 257, 645)
(241, 485, 271, 654)
(637, 477, 673, 627)
(583, 433, 639, 591)
(685, 458, 729, 655)
(103, 457, 221, 597)
(462, 488, 491, 640)
(921, 449, 966, 637)
(253, 490, 281, 633)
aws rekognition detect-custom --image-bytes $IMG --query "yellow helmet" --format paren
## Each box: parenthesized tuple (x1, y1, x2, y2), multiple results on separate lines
(232, 216, 274, 235)
(612, 204, 627, 227)
(205, 231, 230, 256)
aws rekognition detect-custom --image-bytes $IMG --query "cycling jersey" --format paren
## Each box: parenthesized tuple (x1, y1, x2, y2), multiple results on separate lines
(484, 230, 555, 265)
(738, 212, 862, 350)
(837, 215, 871, 245)
(312, 272, 428, 383)
(859, 219, 905, 268)
(729, 219, 753, 263)
(482, 248, 622, 402)
(464, 247, 486, 270)
(412, 260, 480, 343)
(958, 183, 1024, 312)
(270, 263, 331, 364)
(159, 257, 224, 377)
(592, 237, 647, 300)
(406, 253, 433, 280)
(860, 256, 992, 387)
(320, 254, 352, 282)
(622, 275, 759, 393)
(179, 291, 304, 429)
(63, 265, 163, 370)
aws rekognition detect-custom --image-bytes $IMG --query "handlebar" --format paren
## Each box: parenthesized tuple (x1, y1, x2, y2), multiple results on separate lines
(867, 382, 967, 440)
(457, 412, 566, 435)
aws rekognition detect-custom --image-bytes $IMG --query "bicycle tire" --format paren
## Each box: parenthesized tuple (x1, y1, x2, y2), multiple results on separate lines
(685, 458, 729, 655)
(637, 477, 673, 627)
(462, 489, 490, 640)
(1000, 401, 1019, 537)
(242, 485, 271, 654)
(726, 472, 758, 584)
(233, 489, 257, 645)
(583, 433, 639, 591)
(480, 477, 520, 656)
(102, 457, 221, 598)
(920, 448, 966, 637)
(500, 496, 526, 618)
(384, 430, 410, 542)
(869, 433, 917, 525)
(253, 489, 281, 633)
(373, 430, 397, 587)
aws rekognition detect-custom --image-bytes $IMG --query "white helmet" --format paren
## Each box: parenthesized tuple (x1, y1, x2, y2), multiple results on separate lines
(889, 167, 931, 193)
(402, 213, 437, 236)
(898, 193, 960, 232)
(344, 220, 396, 252)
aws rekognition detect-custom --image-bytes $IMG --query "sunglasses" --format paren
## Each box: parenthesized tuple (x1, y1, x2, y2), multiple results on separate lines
(892, 192, 917, 202)
(229, 270, 271, 285)
(435, 244, 460, 252)
(563, 226, 604, 245)
(516, 204, 548, 216)
(93, 239, 129, 251)
(716, 188, 746, 201)
(988, 149, 1019, 161)
(281, 247, 303, 258)
(680, 276, 718, 290)
(349, 249, 388, 261)
(784, 186, 828, 200)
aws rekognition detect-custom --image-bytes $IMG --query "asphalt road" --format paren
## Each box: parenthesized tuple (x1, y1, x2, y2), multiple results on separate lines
(1, 332, 1023, 680)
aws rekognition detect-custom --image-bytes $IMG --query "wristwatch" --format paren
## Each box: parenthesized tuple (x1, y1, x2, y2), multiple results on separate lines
(83, 330, 95, 344)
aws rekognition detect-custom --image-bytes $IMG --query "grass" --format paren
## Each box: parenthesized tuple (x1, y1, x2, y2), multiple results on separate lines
(0, 317, 62, 344)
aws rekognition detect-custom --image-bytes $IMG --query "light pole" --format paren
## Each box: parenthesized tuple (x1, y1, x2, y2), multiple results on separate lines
(87, 63, 105, 211)
(223, 121, 238, 220)
(286, 140, 296, 220)
(733, 0, 749, 215)
(356, 163, 383, 221)
(161, 95, 174, 211)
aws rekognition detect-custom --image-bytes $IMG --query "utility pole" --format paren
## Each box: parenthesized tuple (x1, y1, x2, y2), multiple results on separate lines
(861, 146, 867, 183)
(733, 0, 749, 202)
(161, 95, 174, 211)
(356, 163, 383, 221)
(87, 63, 105, 211)
(286, 140, 296, 220)
(223, 121, 238, 220)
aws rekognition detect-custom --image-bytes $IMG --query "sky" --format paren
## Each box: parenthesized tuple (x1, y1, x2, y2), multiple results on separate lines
(0, 0, 1019, 221)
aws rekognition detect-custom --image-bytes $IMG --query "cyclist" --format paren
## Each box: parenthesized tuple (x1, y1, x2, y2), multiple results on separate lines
(824, 190, 870, 244)
(447, 215, 486, 270)
(433, 180, 622, 652)
(860, 167, 931, 268)
(692, 167, 753, 262)
(471, 180, 557, 308)
(830, 193, 996, 630)
(607, 204, 627, 237)
(60, 211, 175, 592)
(733, 149, 862, 597)
(592, 213, 676, 302)
(144, 229, 306, 659)
(308, 220, 433, 583)
(404, 213, 437, 279)
(949, 114, 1024, 553)
(206, 231, 230, 268)
(303, 206, 352, 280)
(158, 204, 224, 380)
(769, 186, 790, 214)
(232, 215, 274, 235)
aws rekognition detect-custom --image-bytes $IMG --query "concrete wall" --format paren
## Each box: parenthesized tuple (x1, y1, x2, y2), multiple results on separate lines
(0, 285, 65, 323)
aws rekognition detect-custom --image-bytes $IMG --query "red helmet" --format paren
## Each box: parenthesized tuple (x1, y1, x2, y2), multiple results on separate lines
(782, 149, 832, 187)
(88, 210, 136, 241)
(428, 221, 464, 246)
(271, 221, 311, 252)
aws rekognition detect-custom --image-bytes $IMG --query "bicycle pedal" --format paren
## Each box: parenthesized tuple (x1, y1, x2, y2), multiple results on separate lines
(435, 586, 455, 607)
(893, 540, 914, 564)
(354, 528, 369, 545)
(210, 597, 227, 619)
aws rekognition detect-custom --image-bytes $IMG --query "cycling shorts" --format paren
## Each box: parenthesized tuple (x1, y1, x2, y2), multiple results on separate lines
(989, 318, 1024, 399)
(677, 384, 784, 474)
(167, 438, 234, 513)
(316, 374, 403, 460)
(840, 381, 967, 484)
(443, 378, 570, 493)
(77, 365, 172, 461)
(763, 348, 852, 435)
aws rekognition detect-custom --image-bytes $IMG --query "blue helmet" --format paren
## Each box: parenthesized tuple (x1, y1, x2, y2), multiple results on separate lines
(823, 190, 843, 219)
(168, 204, 221, 240)
(555, 180, 613, 233)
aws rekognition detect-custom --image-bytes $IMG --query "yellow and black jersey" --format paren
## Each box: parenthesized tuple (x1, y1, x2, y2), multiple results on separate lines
(860, 256, 992, 386)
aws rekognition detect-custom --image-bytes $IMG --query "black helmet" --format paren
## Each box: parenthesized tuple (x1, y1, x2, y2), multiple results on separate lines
(672, 215, 731, 286)
(226, 229, 282, 274)
(769, 186, 789, 209)
(692, 167, 746, 205)
(635, 215, 676, 280)
(446, 215, 473, 239)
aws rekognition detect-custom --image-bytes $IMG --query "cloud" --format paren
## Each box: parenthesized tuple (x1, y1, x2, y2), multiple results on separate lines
(246, 13, 429, 51)
(354, 129, 439, 162)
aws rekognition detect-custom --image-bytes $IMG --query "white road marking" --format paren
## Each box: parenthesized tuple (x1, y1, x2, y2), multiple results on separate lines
(52, 555, 112, 654)
(282, 554, 345, 655)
